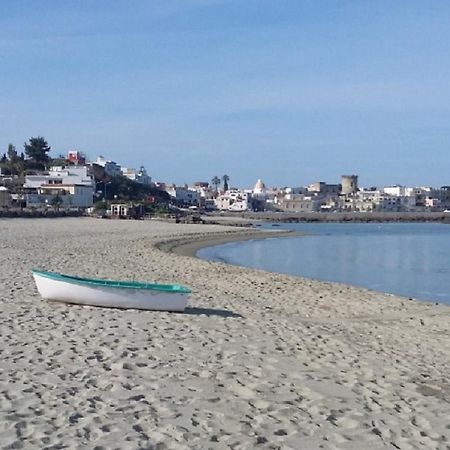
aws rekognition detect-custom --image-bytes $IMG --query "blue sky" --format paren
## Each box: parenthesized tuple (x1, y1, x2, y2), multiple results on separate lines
(1, 0, 450, 188)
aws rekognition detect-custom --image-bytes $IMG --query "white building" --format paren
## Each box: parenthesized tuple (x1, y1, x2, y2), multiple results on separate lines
(24, 166, 94, 209)
(425, 196, 441, 209)
(166, 186, 200, 206)
(24, 166, 94, 189)
(382, 185, 416, 198)
(283, 187, 308, 199)
(252, 179, 267, 198)
(277, 194, 320, 212)
(121, 166, 152, 185)
(25, 185, 94, 208)
(355, 189, 416, 212)
(94, 156, 122, 177)
(215, 190, 251, 211)
(189, 183, 216, 210)
(0, 187, 12, 207)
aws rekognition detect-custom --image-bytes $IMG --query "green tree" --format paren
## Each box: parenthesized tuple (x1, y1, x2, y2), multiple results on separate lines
(3, 144, 25, 176)
(24, 136, 51, 169)
(211, 176, 221, 192)
(222, 174, 230, 192)
(7, 144, 17, 161)
(50, 194, 63, 212)
(104, 176, 170, 204)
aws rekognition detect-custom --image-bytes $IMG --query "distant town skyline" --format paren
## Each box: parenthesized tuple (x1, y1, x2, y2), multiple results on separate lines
(1, 1, 450, 187)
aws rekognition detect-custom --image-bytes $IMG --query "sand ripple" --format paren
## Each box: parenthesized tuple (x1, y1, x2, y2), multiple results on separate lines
(0, 218, 449, 449)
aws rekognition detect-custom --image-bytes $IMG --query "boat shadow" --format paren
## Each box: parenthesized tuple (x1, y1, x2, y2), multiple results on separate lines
(183, 307, 243, 318)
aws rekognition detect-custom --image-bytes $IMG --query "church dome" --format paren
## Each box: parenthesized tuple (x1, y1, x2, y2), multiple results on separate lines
(253, 179, 266, 193)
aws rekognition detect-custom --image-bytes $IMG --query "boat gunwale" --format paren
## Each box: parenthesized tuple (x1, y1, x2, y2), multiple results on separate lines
(32, 269, 191, 294)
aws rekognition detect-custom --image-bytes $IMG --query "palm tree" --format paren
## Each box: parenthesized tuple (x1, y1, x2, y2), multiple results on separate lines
(211, 176, 221, 193)
(222, 174, 230, 192)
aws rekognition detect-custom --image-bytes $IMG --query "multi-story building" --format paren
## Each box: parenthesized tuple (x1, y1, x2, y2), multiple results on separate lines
(94, 156, 122, 177)
(215, 190, 251, 211)
(353, 189, 417, 212)
(25, 166, 94, 189)
(25, 185, 94, 208)
(277, 194, 320, 212)
(24, 166, 94, 209)
(382, 185, 411, 197)
(121, 166, 152, 185)
(166, 185, 200, 206)
(190, 183, 216, 209)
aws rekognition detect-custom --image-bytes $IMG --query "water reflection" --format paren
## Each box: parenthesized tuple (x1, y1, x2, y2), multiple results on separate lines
(198, 223, 450, 304)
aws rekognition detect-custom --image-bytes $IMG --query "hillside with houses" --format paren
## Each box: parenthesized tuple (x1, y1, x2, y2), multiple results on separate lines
(1, 138, 450, 218)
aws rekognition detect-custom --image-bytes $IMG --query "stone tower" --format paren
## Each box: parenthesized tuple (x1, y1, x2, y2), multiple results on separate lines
(341, 175, 358, 195)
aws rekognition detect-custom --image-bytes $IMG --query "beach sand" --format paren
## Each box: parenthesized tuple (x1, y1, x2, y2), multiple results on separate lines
(1, 217, 449, 450)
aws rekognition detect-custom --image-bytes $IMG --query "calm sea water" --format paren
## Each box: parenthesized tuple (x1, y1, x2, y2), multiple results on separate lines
(197, 222, 450, 304)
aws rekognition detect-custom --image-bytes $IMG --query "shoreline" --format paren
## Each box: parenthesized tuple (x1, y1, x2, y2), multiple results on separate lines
(155, 228, 304, 258)
(203, 211, 450, 224)
(2, 218, 450, 449)
(160, 224, 450, 307)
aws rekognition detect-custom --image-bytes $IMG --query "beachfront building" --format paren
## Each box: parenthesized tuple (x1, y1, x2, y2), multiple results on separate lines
(110, 203, 145, 219)
(425, 196, 441, 209)
(215, 190, 251, 211)
(417, 187, 450, 211)
(23, 166, 94, 209)
(349, 188, 417, 212)
(273, 183, 340, 212)
(166, 185, 200, 206)
(263, 189, 279, 209)
(94, 156, 122, 177)
(277, 194, 321, 212)
(25, 185, 94, 209)
(271, 177, 450, 213)
(189, 182, 216, 210)
(320, 197, 339, 211)
(191, 182, 214, 199)
(24, 166, 94, 189)
(0, 187, 12, 208)
(409, 187, 432, 209)
(270, 187, 296, 202)
(271, 187, 304, 207)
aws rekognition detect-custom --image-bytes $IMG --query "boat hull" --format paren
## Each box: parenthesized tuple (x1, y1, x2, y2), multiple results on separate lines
(33, 273, 188, 312)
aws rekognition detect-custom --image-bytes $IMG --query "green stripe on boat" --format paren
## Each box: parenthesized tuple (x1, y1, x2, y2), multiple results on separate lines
(31, 269, 191, 294)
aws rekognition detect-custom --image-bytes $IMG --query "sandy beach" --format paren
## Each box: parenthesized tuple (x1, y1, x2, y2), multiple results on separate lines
(1, 217, 450, 450)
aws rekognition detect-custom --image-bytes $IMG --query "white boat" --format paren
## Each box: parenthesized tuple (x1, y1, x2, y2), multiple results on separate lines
(32, 269, 191, 312)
